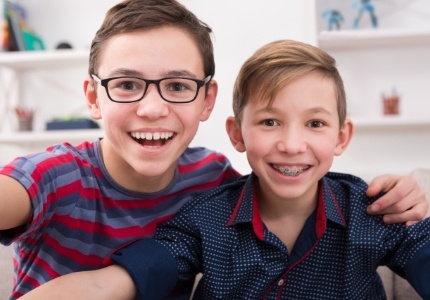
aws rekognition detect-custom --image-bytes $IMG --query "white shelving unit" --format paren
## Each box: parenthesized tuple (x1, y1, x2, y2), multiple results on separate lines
(0, 49, 101, 163)
(317, 28, 430, 179)
(318, 28, 430, 124)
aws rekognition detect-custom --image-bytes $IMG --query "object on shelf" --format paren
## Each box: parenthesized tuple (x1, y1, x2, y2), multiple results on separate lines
(352, 0, 378, 29)
(46, 118, 100, 131)
(322, 9, 344, 31)
(14, 106, 33, 131)
(56, 41, 72, 49)
(22, 29, 45, 51)
(382, 88, 400, 115)
(3, 0, 45, 52)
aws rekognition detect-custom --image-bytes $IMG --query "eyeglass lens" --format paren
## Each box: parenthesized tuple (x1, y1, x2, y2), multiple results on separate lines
(107, 77, 200, 103)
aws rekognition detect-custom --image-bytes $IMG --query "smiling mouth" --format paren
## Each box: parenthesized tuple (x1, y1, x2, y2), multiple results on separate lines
(272, 165, 310, 177)
(130, 131, 174, 147)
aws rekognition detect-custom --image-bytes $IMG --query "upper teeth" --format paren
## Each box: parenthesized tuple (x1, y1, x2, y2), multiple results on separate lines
(131, 132, 174, 140)
(274, 165, 308, 177)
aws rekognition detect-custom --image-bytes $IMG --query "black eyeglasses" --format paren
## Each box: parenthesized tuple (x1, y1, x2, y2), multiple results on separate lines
(91, 74, 211, 103)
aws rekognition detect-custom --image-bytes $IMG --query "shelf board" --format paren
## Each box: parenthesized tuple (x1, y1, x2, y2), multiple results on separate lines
(0, 49, 89, 70)
(318, 29, 430, 50)
(0, 129, 103, 145)
(351, 116, 430, 129)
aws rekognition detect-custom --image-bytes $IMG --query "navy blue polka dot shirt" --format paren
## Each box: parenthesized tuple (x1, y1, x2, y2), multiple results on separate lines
(112, 172, 430, 300)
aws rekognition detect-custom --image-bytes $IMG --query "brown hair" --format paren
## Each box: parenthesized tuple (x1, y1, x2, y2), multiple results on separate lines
(89, 0, 215, 79)
(232, 40, 346, 127)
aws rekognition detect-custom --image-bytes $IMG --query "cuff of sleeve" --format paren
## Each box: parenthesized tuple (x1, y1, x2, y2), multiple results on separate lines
(405, 240, 430, 299)
(111, 239, 179, 300)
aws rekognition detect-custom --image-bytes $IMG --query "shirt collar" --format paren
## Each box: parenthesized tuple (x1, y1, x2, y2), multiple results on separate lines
(227, 173, 347, 241)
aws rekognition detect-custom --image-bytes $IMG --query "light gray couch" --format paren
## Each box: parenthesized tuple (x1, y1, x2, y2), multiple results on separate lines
(0, 245, 13, 299)
(1, 169, 429, 299)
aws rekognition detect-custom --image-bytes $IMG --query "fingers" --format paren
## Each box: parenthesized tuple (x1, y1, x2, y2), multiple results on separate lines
(367, 190, 416, 215)
(366, 174, 399, 197)
(366, 174, 429, 224)
(380, 202, 429, 225)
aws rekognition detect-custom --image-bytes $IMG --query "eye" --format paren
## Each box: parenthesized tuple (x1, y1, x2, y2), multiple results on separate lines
(262, 119, 279, 127)
(111, 78, 144, 91)
(308, 120, 324, 128)
(164, 78, 194, 93)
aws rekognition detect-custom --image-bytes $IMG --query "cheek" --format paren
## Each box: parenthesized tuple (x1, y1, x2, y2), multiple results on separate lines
(243, 130, 272, 156)
(176, 106, 203, 132)
(312, 134, 339, 160)
(101, 103, 133, 125)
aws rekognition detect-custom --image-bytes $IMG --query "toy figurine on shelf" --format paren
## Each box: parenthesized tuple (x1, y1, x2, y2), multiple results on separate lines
(352, 0, 378, 29)
(322, 9, 344, 31)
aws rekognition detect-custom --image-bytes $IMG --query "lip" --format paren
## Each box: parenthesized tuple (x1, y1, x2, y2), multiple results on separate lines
(271, 163, 311, 177)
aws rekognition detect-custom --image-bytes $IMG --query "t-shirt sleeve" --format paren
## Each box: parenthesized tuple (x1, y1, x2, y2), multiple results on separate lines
(0, 149, 80, 244)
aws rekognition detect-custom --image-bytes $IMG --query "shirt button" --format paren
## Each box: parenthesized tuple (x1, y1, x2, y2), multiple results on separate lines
(278, 279, 284, 286)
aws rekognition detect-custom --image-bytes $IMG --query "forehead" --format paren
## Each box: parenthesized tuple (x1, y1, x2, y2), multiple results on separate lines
(98, 26, 204, 77)
(247, 72, 338, 114)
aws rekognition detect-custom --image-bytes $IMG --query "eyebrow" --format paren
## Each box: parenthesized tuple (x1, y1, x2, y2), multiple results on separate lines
(306, 107, 334, 116)
(256, 106, 334, 116)
(108, 68, 198, 78)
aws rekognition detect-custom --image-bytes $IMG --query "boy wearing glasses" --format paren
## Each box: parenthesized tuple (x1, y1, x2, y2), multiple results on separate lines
(0, 1, 428, 299)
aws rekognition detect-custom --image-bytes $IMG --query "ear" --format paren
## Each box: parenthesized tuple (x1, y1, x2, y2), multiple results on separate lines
(226, 116, 246, 153)
(199, 79, 218, 121)
(84, 76, 102, 120)
(334, 118, 354, 156)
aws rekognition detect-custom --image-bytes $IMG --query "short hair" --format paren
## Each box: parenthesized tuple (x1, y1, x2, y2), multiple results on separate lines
(232, 39, 347, 127)
(89, 0, 215, 79)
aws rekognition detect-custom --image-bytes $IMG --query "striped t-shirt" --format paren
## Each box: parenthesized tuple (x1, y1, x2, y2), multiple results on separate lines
(0, 140, 240, 299)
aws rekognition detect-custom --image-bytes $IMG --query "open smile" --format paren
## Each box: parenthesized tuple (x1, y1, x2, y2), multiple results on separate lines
(130, 131, 175, 147)
(271, 164, 311, 177)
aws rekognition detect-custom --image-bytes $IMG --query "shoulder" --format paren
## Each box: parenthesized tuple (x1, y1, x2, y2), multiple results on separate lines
(47, 141, 98, 157)
(324, 171, 369, 194)
(179, 147, 230, 166)
(178, 147, 240, 181)
(1, 141, 96, 168)
(0, 141, 99, 183)
(179, 176, 248, 214)
(323, 171, 379, 209)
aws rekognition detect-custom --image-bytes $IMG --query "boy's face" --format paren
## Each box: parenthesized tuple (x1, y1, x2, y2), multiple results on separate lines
(227, 72, 352, 203)
(85, 26, 217, 192)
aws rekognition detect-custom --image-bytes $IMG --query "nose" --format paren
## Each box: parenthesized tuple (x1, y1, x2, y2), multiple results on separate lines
(276, 125, 307, 154)
(136, 84, 169, 119)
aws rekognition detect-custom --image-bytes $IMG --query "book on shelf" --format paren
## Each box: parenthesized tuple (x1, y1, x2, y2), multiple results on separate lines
(1, 0, 45, 52)
(1, 0, 7, 51)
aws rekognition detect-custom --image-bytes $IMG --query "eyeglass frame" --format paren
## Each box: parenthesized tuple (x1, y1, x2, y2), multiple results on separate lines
(91, 74, 212, 104)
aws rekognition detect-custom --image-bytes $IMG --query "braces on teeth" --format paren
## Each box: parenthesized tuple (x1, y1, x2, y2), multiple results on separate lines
(277, 166, 304, 176)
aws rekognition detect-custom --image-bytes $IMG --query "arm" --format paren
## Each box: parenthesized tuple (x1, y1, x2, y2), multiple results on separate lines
(366, 174, 429, 226)
(405, 240, 430, 299)
(18, 265, 136, 300)
(0, 174, 32, 230)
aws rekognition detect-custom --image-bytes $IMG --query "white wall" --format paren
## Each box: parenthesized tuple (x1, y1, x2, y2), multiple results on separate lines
(12, 0, 317, 174)
(181, 1, 318, 174)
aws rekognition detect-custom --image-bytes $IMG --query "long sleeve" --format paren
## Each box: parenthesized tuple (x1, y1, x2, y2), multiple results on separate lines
(111, 239, 179, 300)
